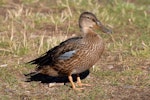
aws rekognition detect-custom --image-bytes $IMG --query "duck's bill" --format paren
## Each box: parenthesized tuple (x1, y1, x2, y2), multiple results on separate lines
(97, 21, 112, 34)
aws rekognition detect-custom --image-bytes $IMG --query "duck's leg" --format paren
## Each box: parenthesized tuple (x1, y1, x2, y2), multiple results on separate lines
(76, 74, 91, 87)
(68, 75, 84, 90)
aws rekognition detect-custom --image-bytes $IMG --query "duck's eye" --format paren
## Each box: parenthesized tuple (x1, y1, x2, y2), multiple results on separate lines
(86, 16, 91, 19)
(92, 18, 96, 22)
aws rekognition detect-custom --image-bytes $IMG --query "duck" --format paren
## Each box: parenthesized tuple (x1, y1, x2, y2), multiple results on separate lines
(28, 12, 112, 90)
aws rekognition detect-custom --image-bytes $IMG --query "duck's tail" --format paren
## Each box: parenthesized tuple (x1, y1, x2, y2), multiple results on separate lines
(25, 71, 40, 77)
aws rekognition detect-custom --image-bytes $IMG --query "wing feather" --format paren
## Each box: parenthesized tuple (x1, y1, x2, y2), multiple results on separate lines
(28, 37, 83, 67)
(58, 50, 76, 60)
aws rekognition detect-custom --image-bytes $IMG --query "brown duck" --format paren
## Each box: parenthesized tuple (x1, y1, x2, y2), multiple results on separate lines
(28, 12, 112, 90)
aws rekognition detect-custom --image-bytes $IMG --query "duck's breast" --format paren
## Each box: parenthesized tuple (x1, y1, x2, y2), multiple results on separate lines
(71, 36, 105, 74)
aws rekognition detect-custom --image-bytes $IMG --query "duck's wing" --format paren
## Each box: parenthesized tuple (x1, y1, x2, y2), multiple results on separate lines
(28, 36, 83, 67)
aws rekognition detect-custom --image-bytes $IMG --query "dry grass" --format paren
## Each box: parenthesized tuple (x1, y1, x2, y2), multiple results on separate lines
(0, 0, 150, 100)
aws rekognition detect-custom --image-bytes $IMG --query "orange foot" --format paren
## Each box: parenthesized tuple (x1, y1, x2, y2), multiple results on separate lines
(68, 75, 85, 91)
(77, 83, 91, 87)
(76, 74, 91, 87)
(73, 87, 84, 91)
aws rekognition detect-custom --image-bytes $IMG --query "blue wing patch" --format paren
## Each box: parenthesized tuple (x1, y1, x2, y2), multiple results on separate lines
(58, 50, 76, 60)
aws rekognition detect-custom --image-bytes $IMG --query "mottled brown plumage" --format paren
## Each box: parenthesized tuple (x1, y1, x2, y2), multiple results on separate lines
(28, 12, 112, 90)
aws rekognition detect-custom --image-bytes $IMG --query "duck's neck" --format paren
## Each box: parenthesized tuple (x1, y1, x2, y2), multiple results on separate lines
(81, 27, 103, 48)
(81, 27, 103, 45)
(81, 27, 97, 37)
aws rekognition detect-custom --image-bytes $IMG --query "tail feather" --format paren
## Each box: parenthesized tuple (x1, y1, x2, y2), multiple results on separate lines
(27, 56, 44, 64)
(27, 54, 51, 66)
(24, 71, 41, 82)
(25, 71, 40, 77)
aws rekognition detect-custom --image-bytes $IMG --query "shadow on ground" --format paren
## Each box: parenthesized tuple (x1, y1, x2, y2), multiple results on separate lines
(24, 70, 90, 84)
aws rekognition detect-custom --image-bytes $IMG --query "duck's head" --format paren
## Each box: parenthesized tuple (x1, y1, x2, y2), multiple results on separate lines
(79, 12, 112, 34)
